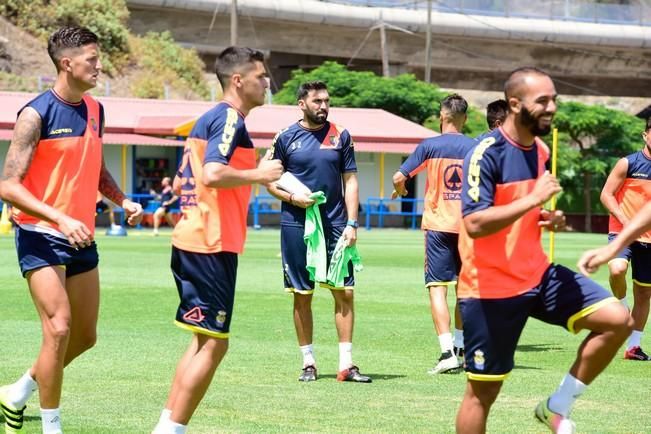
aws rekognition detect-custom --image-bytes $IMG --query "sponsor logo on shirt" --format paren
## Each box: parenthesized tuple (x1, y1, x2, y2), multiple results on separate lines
(49, 128, 73, 135)
(443, 164, 463, 200)
(468, 137, 496, 202)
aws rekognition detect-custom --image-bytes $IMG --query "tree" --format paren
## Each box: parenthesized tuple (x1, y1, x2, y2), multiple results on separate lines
(551, 101, 644, 231)
(274, 61, 448, 124)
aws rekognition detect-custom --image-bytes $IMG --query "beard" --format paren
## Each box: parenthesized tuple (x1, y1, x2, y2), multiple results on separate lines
(521, 106, 553, 136)
(305, 109, 328, 125)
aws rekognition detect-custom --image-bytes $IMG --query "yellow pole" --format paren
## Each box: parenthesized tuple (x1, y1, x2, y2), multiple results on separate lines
(379, 152, 385, 198)
(121, 144, 127, 192)
(549, 128, 558, 262)
(0, 203, 11, 235)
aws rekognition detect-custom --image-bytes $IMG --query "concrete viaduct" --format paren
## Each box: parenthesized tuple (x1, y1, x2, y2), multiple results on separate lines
(126, 0, 651, 97)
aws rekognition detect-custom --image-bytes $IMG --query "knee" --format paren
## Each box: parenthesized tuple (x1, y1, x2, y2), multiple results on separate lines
(611, 307, 635, 337)
(609, 262, 628, 279)
(47, 316, 71, 343)
(468, 381, 501, 408)
(294, 294, 312, 310)
(79, 330, 97, 352)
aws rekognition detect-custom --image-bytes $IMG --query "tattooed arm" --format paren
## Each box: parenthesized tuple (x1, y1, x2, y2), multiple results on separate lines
(99, 157, 143, 226)
(0, 107, 93, 247)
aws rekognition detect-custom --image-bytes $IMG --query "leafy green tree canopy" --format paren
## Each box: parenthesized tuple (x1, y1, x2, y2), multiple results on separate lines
(274, 62, 448, 125)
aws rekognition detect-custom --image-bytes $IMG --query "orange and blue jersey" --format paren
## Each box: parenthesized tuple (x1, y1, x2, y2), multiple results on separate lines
(12, 89, 104, 237)
(271, 121, 357, 227)
(608, 150, 651, 243)
(458, 128, 551, 299)
(398, 133, 477, 233)
(172, 102, 256, 254)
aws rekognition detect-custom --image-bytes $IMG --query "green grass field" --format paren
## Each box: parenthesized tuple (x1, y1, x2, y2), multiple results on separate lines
(0, 229, 649, 433)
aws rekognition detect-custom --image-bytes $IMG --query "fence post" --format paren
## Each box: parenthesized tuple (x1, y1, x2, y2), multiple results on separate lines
(253, 195, 260, 229)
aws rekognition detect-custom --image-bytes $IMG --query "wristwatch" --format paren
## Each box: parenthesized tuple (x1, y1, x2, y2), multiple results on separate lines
(346, 219, 359, 228)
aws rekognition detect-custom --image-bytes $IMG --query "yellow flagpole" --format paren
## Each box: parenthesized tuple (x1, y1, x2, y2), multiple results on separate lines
(549, 128, 558, 262)
(379, 152, 385, 198)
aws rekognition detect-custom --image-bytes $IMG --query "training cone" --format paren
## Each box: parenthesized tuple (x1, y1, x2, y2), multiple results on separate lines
(0, 203, 12, 235)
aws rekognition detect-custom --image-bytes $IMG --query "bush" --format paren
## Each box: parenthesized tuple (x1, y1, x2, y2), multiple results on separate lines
(129, 32, 209, 100)
(0, 0, 131, 75)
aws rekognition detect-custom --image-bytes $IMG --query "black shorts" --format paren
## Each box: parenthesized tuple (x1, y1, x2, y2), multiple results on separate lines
(171, 246, 238, 338)
(607, 233, 651, 286)
(459, 264, 616, 381)
(280, 224, 354, 294)
(16, 227, 99, 278)
(424, 230, 460, 287)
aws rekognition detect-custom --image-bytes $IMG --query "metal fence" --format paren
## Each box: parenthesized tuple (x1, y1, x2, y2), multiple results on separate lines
(321, 0, 651, 26)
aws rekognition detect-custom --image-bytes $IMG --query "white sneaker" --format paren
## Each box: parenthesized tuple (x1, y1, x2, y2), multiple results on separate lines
(427, 351, 461, 374)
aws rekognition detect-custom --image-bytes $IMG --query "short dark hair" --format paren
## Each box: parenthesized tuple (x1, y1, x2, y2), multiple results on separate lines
(440, 93, 468, 118)
(486, 99, 508, 130)
(646, 117, 651, 132)
(47, 26, 99, 71)
(214, 46, 265, 88)
(297, 81, 328, 100)
(504, 66, 550, 100)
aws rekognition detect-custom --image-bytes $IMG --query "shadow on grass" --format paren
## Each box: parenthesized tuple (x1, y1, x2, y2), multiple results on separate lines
(513, 364, 542, 370)
(318, 373, 406, 381)
(516, 343, 564, 352)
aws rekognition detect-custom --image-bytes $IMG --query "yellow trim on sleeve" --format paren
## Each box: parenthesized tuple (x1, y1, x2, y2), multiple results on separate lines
(319, 282, 354, 291)
(633, 279, 651, 287)
(285, 287, 315, 295)
(174, 321, 229, 339)
(567, 297, 619, 334)
(466, 372, 509, 382)
(426, 281, 457, 288)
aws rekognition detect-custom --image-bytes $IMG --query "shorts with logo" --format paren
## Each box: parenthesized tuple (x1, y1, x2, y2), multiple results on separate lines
(171, 246, 237, 339)
(281, 224, 354, 293)
(15, 227, 99, 278)
(607, 233, 651, 285)
(424, 230, 460, 287)
(459, 263, 617, 381)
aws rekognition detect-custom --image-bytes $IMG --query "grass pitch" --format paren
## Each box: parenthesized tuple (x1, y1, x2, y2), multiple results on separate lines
(0, 229, 649, 433)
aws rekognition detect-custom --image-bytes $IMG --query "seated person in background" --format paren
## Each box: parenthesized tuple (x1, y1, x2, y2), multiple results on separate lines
(153, 176, 178, 235)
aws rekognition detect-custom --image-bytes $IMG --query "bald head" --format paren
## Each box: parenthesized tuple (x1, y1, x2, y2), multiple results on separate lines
(504, 67, 550, 101)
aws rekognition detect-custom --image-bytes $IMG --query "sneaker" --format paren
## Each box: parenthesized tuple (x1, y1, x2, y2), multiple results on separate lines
(624, 346, 650, 361)
(0, 386, 25, 433)
(535, 399, 576, 434)
(453, 346, 465, 364)
(428, 350, 461, 374)
(336, 365, 372, 383)
(298, 365, 317, 382)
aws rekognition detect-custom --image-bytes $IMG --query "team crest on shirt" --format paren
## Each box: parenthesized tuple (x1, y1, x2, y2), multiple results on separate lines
(90, 117, 98, 131)
(183, 306, 205, 323)
(215, 310, 228, 326)
(473, 350, 485, 371)
(443, 164, 463, 200)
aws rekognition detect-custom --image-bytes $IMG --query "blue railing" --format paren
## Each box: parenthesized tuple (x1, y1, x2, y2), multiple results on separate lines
(250, 194, 282, 229)
(365, 197, 423, 230)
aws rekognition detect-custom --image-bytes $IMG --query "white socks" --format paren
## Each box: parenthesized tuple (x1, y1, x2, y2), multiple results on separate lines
(438, 332, 454, 355)
(628, 330, 643, 349)
(153, 410, 187, 434)
(548, 373, 587, 417)
(338, 342, 353, 371)
(454, 329, 464, 350)
(7, 370, 37, 408)
(41, 408, 62, 434)
(300, 344, 316, 367)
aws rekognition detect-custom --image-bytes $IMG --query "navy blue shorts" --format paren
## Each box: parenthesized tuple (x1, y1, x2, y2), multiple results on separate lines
(15, 227, 99, 278)
(281, 224, 354, 294)
(171, 246, 237, 338)
(459, 264, 616, 381)
(424, 230, 460, 287)
(608, 233, 651, 285)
